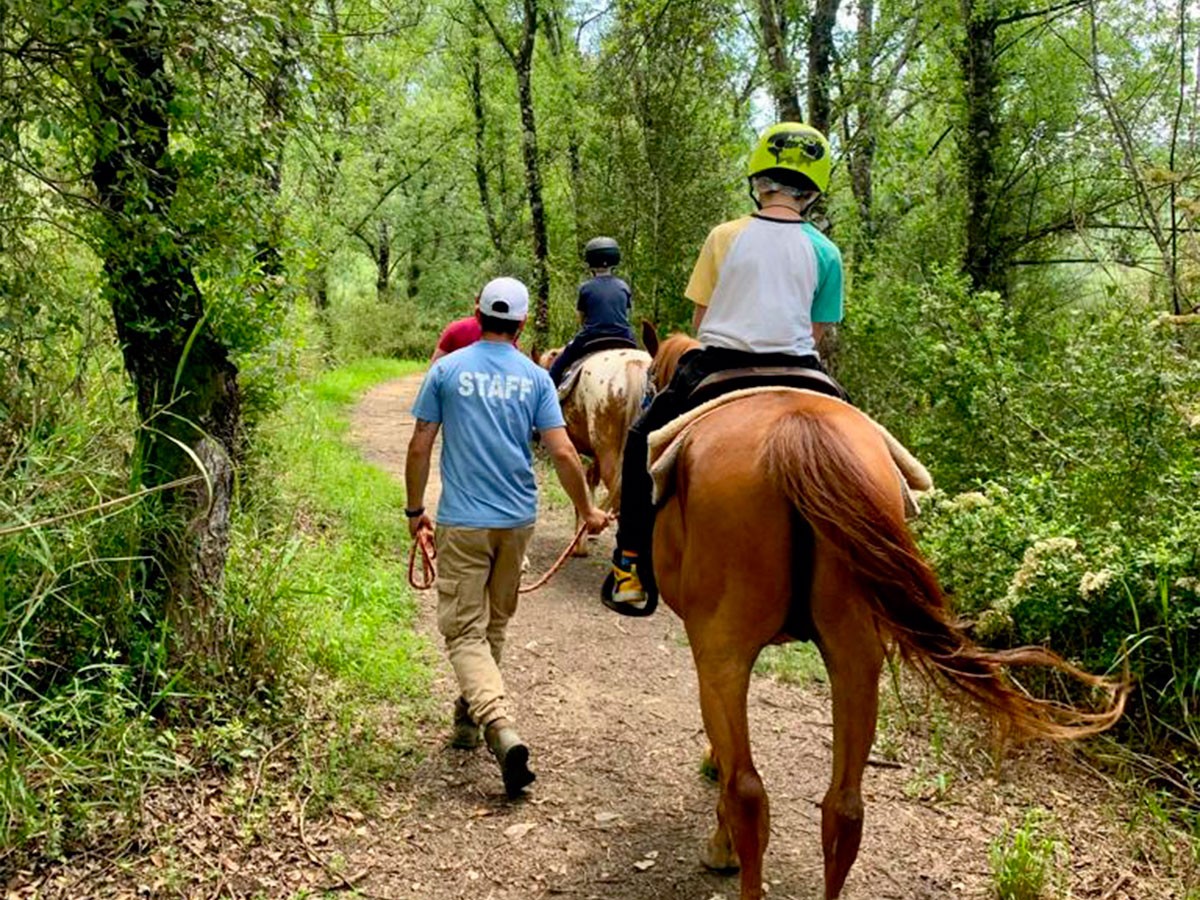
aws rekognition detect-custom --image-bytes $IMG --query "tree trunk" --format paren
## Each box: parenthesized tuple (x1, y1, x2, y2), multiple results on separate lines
(515, 63, 550, 345)
(959, 1, 1006, 294)
(849, 0, 877, 261)
(545, 8, 586, 257)
(476, 0, 549, 347)
(469, 26, 506, 258)
(255, 29, 291, 281)
(88, 5, 240, 668)
(376, 220, 391, 298)
(807, 0, 840, 135)
(757, 0, 802, 121)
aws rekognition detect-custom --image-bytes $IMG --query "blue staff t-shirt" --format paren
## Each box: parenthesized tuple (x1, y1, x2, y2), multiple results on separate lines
(411, 340, 565, 529)
(577, 275, 633, 333)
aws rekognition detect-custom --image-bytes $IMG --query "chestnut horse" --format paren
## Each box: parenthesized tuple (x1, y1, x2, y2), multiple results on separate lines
(539, 346, 650, 554)
(643, 332, 1126, 900)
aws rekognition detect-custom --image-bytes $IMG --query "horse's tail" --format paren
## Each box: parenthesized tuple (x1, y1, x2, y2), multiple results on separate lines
(761, 408, 1127, 740)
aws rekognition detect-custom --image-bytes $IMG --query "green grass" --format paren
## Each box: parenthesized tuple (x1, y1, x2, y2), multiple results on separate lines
(535, 453, 574, 511)
(249, 356, 432, 700)
(754, 642, 827, 687)
(220, 357, 435, 820)
(988, 808, 1064, 900)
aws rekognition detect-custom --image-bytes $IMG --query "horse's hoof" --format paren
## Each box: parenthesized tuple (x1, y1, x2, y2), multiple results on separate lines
(699, 839, 740, 873)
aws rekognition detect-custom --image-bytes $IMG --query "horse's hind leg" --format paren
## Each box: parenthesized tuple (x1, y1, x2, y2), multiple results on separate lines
(693, 648, 768, 899)
(811, 557, 885, 899)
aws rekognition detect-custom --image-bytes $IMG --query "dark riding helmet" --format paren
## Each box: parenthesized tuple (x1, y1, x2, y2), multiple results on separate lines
(584, 236, 621, 269)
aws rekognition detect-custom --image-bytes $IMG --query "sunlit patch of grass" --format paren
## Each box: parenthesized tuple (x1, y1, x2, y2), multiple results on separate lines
(754, 642, 826, 687)
(257, 357, 433, 701)
(534, 453, 575, 511)
(988, 808, 1065, 900)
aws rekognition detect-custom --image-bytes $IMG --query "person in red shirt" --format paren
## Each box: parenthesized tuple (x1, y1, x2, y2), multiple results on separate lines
(433, 296, 527, 363)
(431, 313, 483, 363)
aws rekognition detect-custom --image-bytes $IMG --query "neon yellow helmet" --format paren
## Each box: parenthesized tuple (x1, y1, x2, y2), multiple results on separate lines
(747, 122, 832, 194)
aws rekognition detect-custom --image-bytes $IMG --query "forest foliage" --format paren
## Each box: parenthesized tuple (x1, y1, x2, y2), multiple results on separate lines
(1, 0, 1199, 858)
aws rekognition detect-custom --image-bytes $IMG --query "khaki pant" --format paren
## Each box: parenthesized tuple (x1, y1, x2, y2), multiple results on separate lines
(435, 524, 535, 727)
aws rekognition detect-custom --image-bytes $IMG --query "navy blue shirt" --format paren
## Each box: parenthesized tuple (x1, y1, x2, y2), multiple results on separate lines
(577, 275, 632, 333)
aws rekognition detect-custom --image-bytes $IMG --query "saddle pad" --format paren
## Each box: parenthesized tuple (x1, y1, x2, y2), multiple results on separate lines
(557, 362, 584, 402)
(557, 347, 647, 403)
(647, 387, 932, 518)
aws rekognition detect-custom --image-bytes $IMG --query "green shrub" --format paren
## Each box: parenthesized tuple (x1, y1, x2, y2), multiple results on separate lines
(846, 269, 1200, 775)
(989, 808, 1063, 900)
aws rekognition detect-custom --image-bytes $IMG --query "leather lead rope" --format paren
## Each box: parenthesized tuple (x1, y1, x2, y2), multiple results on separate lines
(517, 521, 590, 594)
(408, 524, 438, 590)
(407, 519, 593, 594)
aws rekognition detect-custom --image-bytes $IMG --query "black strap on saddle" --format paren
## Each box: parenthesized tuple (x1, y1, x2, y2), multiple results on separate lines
(578, 333, 639, 355)
(689, 366, 848, 406)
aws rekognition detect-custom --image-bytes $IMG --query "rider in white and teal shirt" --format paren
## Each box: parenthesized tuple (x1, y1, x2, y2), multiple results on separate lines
(610, 122, 845, 607)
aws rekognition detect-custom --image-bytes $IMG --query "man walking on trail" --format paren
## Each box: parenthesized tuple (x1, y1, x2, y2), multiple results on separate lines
(405, 276, 610, 799)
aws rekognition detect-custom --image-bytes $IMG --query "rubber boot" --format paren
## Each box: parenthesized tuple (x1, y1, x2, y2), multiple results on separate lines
(484, 717, 535, 798)
(451, 696, 481, 750)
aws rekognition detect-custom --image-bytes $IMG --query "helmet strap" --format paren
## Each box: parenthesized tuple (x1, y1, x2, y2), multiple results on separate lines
(748, 178, 762, 210)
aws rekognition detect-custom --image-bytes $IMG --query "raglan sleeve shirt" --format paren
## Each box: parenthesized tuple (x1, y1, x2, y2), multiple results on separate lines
(684, 227, 721, 308)
(808, 227, 845, 324)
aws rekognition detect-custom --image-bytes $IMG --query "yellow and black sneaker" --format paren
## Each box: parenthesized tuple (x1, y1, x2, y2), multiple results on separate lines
(611, 552, 646, 604)
(601, 549, 658, 616)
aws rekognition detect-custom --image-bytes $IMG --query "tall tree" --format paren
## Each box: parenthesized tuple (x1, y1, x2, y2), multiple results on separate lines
(475, 0, 551, 345)
(807, 0, 841, 133)
(757, 0, 803, 120)
(86, 2, 241, 662)
(466, 16, 508, 259)
(958, 0, 1005, 293)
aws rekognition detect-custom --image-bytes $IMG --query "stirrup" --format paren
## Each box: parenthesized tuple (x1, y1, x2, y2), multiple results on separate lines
(601, 569, 659, 617)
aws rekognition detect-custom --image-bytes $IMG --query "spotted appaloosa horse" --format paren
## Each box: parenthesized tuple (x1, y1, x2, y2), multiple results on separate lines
(538, 345, 650, 555)
(642, 330, 1127, 900)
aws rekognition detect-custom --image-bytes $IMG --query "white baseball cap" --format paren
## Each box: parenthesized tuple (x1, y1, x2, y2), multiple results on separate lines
(478, 277, 529, 321)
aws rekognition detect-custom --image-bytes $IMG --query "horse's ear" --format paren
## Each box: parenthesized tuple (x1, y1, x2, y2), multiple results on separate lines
(641, 319, 659, 357)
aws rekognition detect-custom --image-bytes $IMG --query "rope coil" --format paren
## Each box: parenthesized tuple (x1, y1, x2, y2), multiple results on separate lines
(407, 519, 593, 594)
(407, 525, 438, 590)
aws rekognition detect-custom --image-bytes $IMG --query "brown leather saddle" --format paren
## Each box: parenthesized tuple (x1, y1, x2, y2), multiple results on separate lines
(688, 365, 848, 406)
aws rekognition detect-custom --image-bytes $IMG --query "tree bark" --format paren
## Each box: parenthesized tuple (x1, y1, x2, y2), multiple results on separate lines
(468, 23, 506, 258)
(476, 0, 550, 348)
(376, 220, 391, 298)
(88, 5, 240, 668)
(849, 0, 877, 258)
(516, 64, 550, 342)
(757, 0, 802, 121)
(807, 0, 840, 134)
(959, 0, 1006, 294)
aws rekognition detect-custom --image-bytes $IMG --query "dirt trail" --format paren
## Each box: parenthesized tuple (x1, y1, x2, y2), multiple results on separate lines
(334, 375, 1159, 900)
(12, 374, 1172, 900)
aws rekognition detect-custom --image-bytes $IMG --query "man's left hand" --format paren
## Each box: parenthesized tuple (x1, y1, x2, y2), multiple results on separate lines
(581, 506, 611, 535)
(408, 512, 434, 538)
